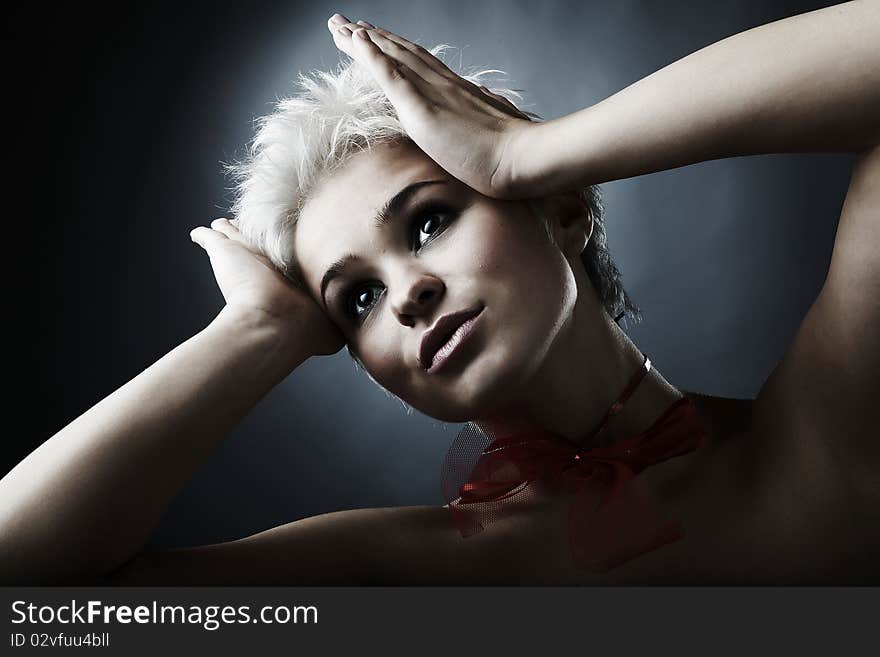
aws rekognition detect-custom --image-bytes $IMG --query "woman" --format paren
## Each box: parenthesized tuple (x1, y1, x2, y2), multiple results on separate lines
(2, 2, 877, 584)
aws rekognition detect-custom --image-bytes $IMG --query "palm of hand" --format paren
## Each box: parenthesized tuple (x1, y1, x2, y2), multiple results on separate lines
(328, 15, 533, 199)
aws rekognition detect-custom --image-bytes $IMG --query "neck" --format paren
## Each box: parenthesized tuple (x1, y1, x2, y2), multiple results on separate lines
(473, 281, 684, 447)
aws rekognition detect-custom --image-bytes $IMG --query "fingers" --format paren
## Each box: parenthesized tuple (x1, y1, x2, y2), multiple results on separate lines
(364, 26, 457, 83)
(191, 218, 245, 247)
(361, 29, 448, 87)
(328, 22, 428, 115)
(192, 219, 276, 269)
(190, 224, 229, 250)
(209, 217, 248, 243)
(210, 217, 264, 249)
(326, 14, 531, 121)
(328, 15, 446, 87)
(190, 219, 246, 253)
(478, 85, 531, 120)
(344, 21, 503, 101)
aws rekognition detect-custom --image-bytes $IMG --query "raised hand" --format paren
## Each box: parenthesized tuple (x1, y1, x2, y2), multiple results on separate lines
(190, 219, 345, 357)
(327, 13, 536, 199)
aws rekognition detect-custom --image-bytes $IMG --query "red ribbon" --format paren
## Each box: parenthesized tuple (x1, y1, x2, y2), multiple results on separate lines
(441, 396, 707, 572)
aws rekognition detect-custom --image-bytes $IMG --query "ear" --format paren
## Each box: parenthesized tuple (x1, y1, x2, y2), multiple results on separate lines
(545, 192, 594, 258)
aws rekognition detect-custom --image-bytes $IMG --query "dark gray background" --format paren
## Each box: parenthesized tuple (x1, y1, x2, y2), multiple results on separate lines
(19, 0, 850, 549)
(2, 587, 874, 653)
(3, 587, 874, 653)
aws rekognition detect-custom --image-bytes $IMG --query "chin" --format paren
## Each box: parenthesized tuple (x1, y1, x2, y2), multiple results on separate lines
(426, 338, 534, 423)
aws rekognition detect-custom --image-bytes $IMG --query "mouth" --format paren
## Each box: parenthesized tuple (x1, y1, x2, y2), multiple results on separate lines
(419, 305, 485, 374)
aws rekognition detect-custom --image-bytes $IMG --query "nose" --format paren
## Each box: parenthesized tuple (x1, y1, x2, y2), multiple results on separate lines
(390, 271, 445, 327)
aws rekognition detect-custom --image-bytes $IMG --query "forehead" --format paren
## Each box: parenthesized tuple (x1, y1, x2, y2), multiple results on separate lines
(294, 140, 449, 296)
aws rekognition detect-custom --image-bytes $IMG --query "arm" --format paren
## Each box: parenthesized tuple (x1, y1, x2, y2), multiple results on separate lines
(0, 308, 306, 584)
(510, 0, 880, 196)
(501, 1, 879, 488)
(0, 219, 344, 584)
(101, 505, 480, 585)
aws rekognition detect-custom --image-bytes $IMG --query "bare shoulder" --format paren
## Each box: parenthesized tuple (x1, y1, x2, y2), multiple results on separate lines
(104, 505, 500, 585)
(751, 144, 879, 494)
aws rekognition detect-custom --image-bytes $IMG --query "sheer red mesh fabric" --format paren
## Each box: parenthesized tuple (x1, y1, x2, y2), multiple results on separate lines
(440, 356, 707, 573)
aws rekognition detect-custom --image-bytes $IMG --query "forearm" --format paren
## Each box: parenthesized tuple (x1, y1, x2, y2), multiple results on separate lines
(0, 306, 308, 583)
(521, 1, 880, 195)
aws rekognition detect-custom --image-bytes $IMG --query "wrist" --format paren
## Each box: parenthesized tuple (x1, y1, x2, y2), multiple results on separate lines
(504, 112, 599, 199)
(207, 305, 311, 374)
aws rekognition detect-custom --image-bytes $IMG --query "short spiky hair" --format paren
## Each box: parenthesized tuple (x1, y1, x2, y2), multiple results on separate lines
(223, 45, 640, 372)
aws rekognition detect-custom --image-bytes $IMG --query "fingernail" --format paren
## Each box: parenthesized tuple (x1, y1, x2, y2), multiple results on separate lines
(337, 26, 352, 36)
(357, 20, 375, 28)
(355, 28, 369, 40)
(329, 13, 347, 25)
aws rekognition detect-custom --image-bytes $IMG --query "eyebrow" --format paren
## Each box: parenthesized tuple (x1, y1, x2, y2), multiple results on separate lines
(319, 179, 448, 311)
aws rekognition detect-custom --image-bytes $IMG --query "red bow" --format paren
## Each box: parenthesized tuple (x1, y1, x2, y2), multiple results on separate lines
(441, 397, 706, 572)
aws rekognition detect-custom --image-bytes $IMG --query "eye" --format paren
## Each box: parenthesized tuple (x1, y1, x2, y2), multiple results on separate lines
(413, 206, 453, 250)
(342, 205, 456, 323)
(346, 282, 384, 320)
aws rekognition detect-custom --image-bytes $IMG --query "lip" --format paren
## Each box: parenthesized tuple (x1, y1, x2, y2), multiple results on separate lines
(419, 305, 484, 373)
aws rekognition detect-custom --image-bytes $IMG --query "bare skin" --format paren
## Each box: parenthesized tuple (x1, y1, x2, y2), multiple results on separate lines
(0, 2, 877, 584)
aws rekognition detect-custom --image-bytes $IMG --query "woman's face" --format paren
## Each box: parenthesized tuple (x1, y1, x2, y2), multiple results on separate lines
(294, 139, 583, 422)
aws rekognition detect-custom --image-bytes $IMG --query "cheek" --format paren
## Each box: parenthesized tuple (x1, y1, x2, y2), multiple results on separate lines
(473, 214, 569, 310)
(452, 213, 523, 279)
(353, 330, 410, 394)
